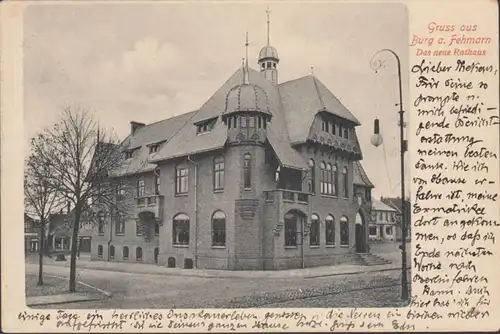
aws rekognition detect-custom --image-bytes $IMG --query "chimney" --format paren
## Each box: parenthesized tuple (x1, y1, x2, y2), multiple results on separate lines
(130, 121, 145, 134)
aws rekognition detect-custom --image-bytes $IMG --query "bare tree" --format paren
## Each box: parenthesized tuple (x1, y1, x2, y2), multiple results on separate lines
(24, 151, 62, 286)
(28, 106, 133, 292)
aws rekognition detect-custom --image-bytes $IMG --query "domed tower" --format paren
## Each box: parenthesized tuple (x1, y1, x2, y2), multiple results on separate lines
(223, 35, 273, 146)
(258, 7, 279, 85)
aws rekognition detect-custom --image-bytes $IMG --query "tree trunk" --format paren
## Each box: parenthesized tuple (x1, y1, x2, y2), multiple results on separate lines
(68, 203, 82, 292)
(37, 222, 45, 286)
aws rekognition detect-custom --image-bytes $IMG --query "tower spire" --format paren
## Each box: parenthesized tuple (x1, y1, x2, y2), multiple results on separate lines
(266, 5, 271, 45)
(244, 31, 250, 84)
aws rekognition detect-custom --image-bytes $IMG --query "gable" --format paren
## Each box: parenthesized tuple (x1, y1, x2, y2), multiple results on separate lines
(278, 75, 360, 144)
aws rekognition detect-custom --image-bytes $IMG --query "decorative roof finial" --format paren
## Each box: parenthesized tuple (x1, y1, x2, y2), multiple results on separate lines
(266, 5, 271, 45)
(310, 66, 314, 76)
(244, 31, 250, 84)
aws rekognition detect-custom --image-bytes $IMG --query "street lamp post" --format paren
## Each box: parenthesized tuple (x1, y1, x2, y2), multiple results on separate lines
(370, 48, 409, 301)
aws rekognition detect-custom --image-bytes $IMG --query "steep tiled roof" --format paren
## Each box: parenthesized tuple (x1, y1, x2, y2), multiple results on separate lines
(150, 66, 308, 170)
(116, 67, 361, 173)
(110, 111, 197, 176)
(372, 200, 397, 212)
(353, 161, 374, 188)
(278, 75, 360, 144)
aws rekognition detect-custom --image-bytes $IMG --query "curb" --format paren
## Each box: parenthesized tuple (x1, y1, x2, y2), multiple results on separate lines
(44, 274, 113, 297)
(27, 295, 103, 307)
(35, 262, 409, 280)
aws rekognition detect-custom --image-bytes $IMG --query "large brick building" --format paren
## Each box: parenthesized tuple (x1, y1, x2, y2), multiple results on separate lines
(90, 19, 375, 270)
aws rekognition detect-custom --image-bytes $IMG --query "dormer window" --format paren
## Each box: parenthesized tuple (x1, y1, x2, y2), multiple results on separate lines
(125, 151, 133, 159)
(149, 145, 159, 154)
(196, 118, 217, 134)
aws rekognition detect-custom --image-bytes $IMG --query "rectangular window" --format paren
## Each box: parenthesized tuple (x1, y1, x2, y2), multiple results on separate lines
(386, 226, 393, 235)
(155, 175, 161, 194)
(369, 226, 378, 236)
(137, 179, 145, 197)
(243, 154, 251, 189)
(175, 167, 189, 194)
(240, 116, 247, 128)
(115, 214, 125, 235)
(136, 221, 143, 236)
(332, 121, 336, 135)
(149, 145, 159, 154)
(213, 157, 225, 191)
(125, 151, 133, 159)
(248, 116, 255, 128)
(344, 127, 349, 139)
(321, 119, 329, 132)
(340, 220, 349, 246)
(116, 182, 126, 201)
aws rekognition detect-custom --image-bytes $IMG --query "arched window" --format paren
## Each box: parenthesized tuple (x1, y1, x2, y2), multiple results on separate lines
(212, 211, 226, 247)
(333, 165, 339, 196)
(319, 162, 326, 194)
(310, 214, 320, 246)
(308, 159, 315, 193)
(326, 163, 333, 195)
(109, 245, 115, 259)
(173, 213, 190, 245)
(343, 167, 349, 198)
(243, 153, 252, 189)
(325, 215, 335, 245)
(123, 246, 129, 260)
(284, 212, 298, 247)
(97, 245, 103, 258)
(340, 216, 349, 246)
(136, 247, 143, 261)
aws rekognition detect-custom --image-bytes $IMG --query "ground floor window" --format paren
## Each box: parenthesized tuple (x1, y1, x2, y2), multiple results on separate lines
(325, 215, 335, 245)
(109, 245, 115, 259)
(123, 246, 129, 260)
(309, 214, 320, 246)
(97, 245, 103, 258)
(136, 247, 143, 261)
(340, 216, 349, 246)
(29, 240, 39, 252)
(369, 225, 378, 237)
(212, 211, 226, 247)
(385, 226, 393, 236)
(284, 212, 298, 247)
(173, 214, 190, 245)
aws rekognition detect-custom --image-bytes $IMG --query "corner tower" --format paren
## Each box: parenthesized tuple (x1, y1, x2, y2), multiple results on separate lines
(258, 6, 279, 85)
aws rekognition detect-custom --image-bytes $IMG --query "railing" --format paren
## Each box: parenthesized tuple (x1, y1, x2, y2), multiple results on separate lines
(136, 194, 160, 207)
(135, 194, 164, 223)
(264, 189, 310, 205)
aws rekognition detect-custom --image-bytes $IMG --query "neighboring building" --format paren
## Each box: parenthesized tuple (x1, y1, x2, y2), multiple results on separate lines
(381, 196, 411, 240)
(24, 213, 40, 253)
(47, 209, 96, 254)
(90, 13, 375, 270)
(369, 200, 399, 241)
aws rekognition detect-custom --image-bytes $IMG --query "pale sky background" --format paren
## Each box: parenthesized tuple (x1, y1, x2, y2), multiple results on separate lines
(23, 2, 409, 200)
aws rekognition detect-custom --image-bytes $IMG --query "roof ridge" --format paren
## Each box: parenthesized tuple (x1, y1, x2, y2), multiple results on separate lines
(311, 75, 326, 110)
(277, 74, 312, 87)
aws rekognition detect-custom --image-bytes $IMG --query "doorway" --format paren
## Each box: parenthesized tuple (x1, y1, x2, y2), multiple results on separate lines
(154, 247, 159, 264)
(355, 211, 366, 253)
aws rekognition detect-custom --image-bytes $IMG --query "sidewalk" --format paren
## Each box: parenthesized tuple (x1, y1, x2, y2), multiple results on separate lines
(27, 255, 407, 279)
(27, 293, 102, 307)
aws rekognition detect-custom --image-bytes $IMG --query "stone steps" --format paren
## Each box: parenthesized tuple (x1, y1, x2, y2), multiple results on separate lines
(353, 253, 392, 266)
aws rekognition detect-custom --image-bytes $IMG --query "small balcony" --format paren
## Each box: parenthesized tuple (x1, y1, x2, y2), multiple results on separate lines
(135, 194, 164, 222)
(265, 189, 310, 205)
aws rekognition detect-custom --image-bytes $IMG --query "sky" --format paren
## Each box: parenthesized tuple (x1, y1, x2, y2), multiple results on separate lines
(23, 1, 409, 200)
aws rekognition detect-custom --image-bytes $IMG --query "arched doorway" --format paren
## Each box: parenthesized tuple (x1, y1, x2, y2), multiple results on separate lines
(355, 211, 367, 253)
(284, 210, 307, 268)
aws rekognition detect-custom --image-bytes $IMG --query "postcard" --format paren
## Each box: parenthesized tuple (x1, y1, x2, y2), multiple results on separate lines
(1, 0, 499, 332)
